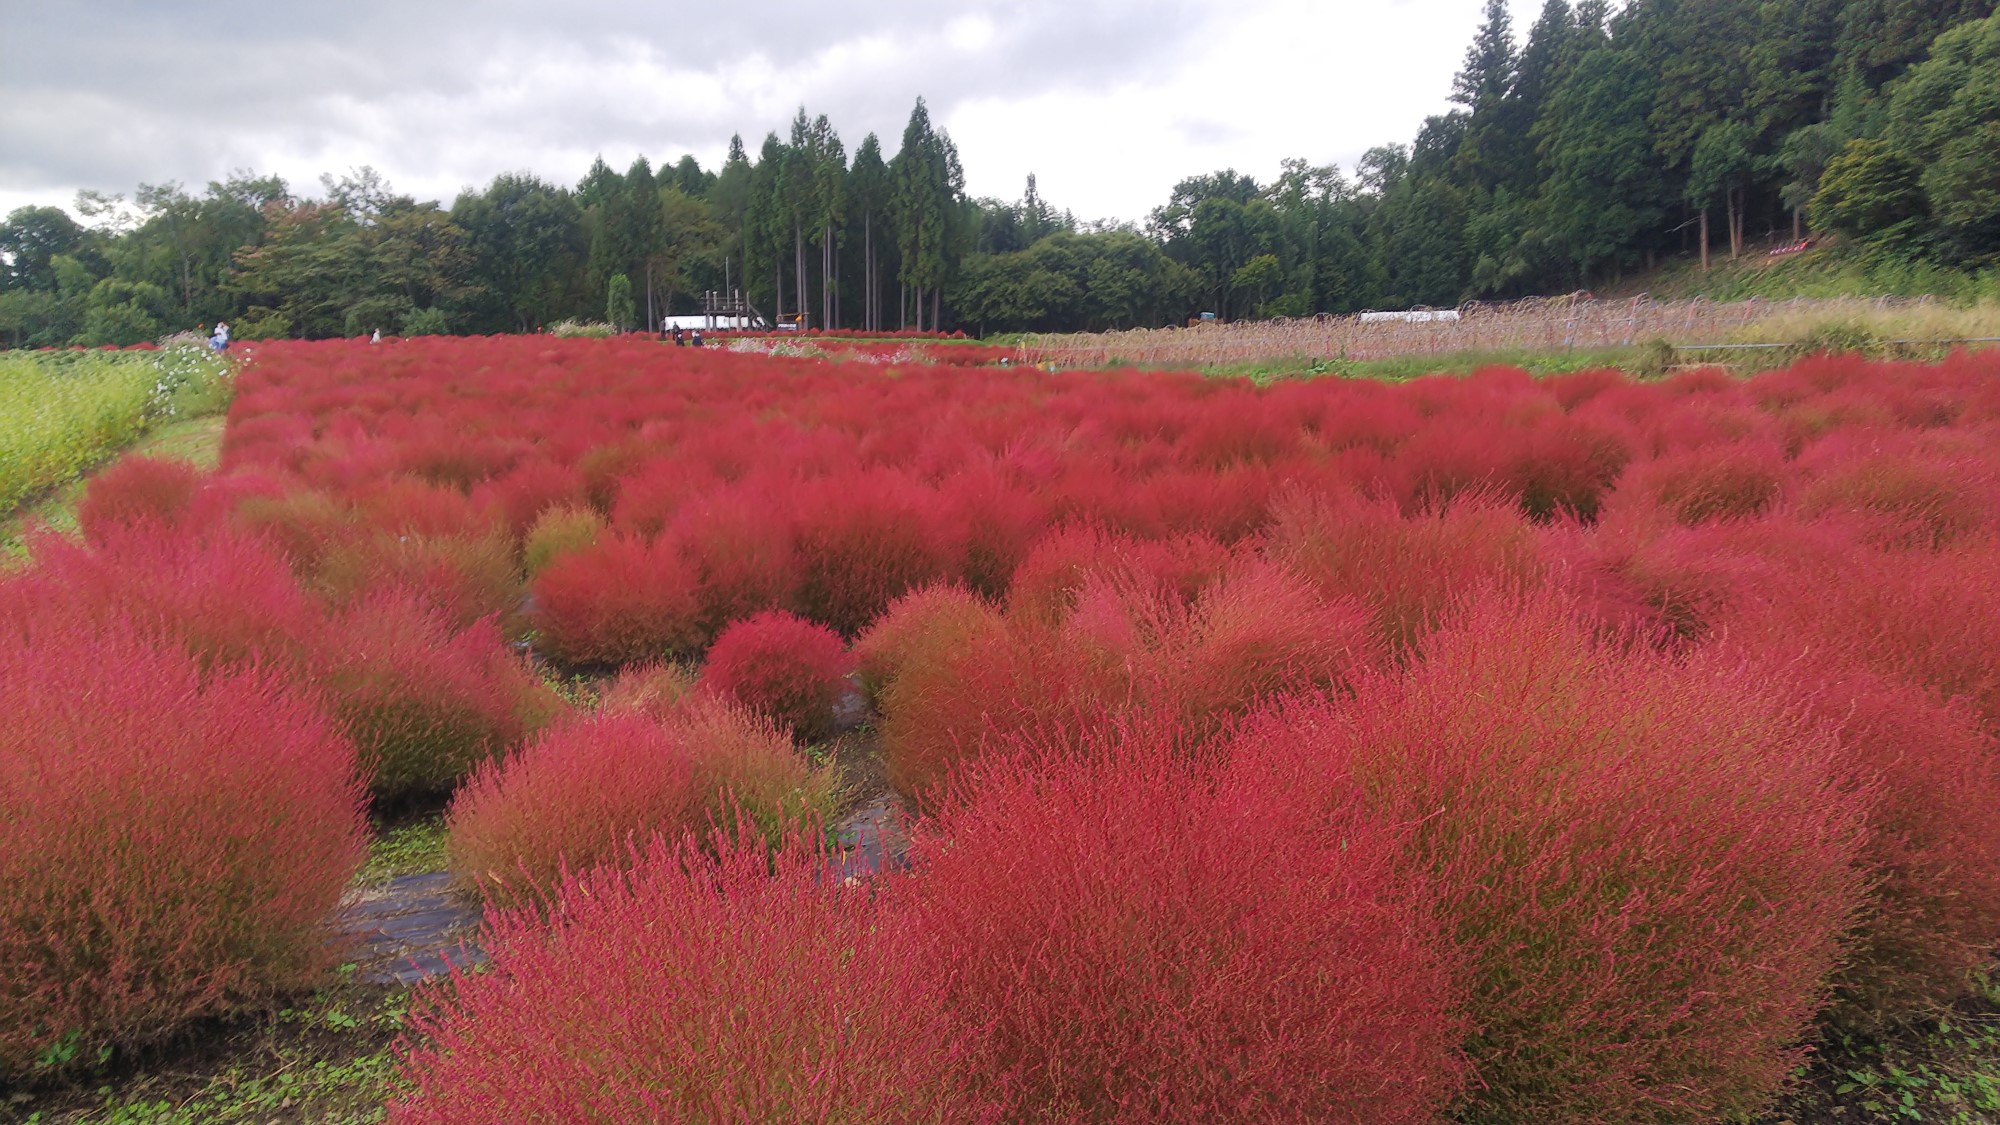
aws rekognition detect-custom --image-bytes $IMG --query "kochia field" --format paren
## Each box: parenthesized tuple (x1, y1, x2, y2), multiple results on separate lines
(6, 335, 2000, 1125)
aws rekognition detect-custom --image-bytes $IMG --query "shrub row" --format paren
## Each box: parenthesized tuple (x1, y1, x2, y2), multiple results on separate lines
(396, 588, 2000, 1124)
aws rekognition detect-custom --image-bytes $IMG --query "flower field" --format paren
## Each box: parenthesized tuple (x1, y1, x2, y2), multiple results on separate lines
(5, 334, 2000, 1122)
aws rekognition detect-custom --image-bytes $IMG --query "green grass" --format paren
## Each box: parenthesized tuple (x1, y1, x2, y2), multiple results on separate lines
(13, 980, 412, 1125)
(0, 413, 226, 561)
(356, 816, 451, 887)
(0, 337, 233, 561)
(1204, 345, 1658, 384)
(0, 352, 160, 516)
(1775, 970, 2000, 1125)
(1615, 242, 2000, 304)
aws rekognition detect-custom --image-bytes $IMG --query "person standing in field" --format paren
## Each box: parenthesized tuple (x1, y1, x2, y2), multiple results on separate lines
(690, 329, 703, 348)
(210, 321, 230, 352)
(371, 329, 382, 344)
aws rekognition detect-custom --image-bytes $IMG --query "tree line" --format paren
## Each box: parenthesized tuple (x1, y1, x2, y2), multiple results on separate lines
(2, 0, 1995, 346)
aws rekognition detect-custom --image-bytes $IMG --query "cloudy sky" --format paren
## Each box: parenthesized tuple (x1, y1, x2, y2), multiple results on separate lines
(1, 0, 1547, 226)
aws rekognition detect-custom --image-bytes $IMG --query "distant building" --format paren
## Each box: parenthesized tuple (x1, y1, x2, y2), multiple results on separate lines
(659, 314, 762, 331)
(1359, 309, 1462, 324)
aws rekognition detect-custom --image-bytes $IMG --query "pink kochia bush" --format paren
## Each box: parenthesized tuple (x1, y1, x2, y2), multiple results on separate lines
(1225, 592, 1874, 1125)
(906, 727, 1465, 1124)
(1766, 655, 2000, 1027)
(529, 532, 704, 665)
(872, 561, 1380, 800)
(396, 835, 1000, 1125)
(75, 455, 207, 543)
(699, 610, 854, 740)
(0, 619, 366, 1079)
(447, 701, 840, 905)
(853, 583, 1007, 704)
(322, 589, 545, 799)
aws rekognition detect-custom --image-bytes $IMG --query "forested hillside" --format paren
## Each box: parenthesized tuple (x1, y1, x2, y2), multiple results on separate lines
(2, 0, 1994, 344)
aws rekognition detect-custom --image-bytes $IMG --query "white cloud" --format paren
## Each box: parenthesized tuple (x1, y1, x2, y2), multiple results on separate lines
(1, 0, 1546, 223)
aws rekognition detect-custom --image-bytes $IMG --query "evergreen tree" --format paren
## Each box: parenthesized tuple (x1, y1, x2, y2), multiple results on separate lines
(848, 134, 892, 332)
(606, 272, 633, 331)
(891, 98, 964, 331)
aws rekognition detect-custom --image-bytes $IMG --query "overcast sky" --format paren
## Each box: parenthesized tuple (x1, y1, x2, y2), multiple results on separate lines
(1, 0, 1547, 227)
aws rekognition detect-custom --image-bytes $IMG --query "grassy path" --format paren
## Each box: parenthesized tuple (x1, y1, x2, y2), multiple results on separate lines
(0, 414, 225, 560)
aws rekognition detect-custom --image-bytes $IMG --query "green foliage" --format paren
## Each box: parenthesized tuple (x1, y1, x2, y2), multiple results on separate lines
(232, 307, 291, 340)
(0, 343, 228, 516)
(1686, 120, 1753, 210)
(952, 229, 1190, 332)
(1533, 48, 1664, 283)
(1885, 12, 2000, 260)
(357, 816, 450, 886)
(604, 273, 633, 332)
(12, 983, 411, 1125)
(401, 306, 449, 337)
(1812, 139, 1931, 243)
(1784, 970, 2000, 1125)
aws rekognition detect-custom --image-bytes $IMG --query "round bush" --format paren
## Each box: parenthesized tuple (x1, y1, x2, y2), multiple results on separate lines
(853, 584, 1006, 706)
(1614, 441, 1788, 526)
(1227, 592, 1873, 1125)
(1266, 490, 1545, 658)
(1780, 659, 2000, 1027)
(529, 532, 704, 666)
(907, 728, 1465, 1124)
(1158, 561, 1381, 747)
(448, 700, 840, 905)
(316, 531, 523, 631)
(879, 616, 1133, 804)
(700, 610, 854, 740)
(318, 589, 538, 799)
(791, 469, 963, 636)
(448, 710, 702, 904)
(520, 504, 603, 578)
(594, 659, 700, 720)
(0, 622, 366, 1079)
(398, 837, 999, 1124)
(76, 455, 206, 544)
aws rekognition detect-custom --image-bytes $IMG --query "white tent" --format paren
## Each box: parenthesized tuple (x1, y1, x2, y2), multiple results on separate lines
(658, 314, 764, 331)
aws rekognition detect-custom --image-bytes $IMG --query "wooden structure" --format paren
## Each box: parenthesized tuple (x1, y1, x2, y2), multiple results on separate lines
(700, 290, 764, 331)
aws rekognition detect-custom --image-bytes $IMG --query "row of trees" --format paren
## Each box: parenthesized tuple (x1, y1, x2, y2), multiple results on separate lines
(3, 1, 1995, 346)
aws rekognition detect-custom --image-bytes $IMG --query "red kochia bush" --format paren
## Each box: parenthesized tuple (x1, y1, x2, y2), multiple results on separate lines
(1727, 542, 2000, 736)
(699, 611, 853, 740)
(1776, 658, 2000, 1026)
(1228, 592, 1873, 1125)
(668, 481, 801, 640)
(1160, 561, 1381, 747)
(791, 469, 963, 636)
(878, 613, 1135, 804)
(1608, 439, 1789, 526)
(447, 701, 839, 904)
(1006, 525, 1234, 628)
(907, 728, 1464, 1125)
(0, 621, 366, 1079)
(76, 455, 206, 543)
(595, 660, 700, 719)
(3, 526, 324, 675)
(853, 584, 1006, 704)
(396, 835, 999, 1125)
(318, 589, 538, 798)
(446, 710, 702, 905)
(1265, 489, 1544, 658)
(530, 532, 704, 665)
(316, 531, 523, 631)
